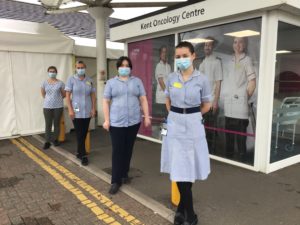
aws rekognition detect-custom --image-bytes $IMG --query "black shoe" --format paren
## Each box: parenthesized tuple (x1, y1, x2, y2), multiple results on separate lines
(122, 176, 131, 184)
(109, 183, 121, 195)
(43, 142, 51, 150)
(53, 140, 60, 146)
(183, 215, 198, 225)
(81, 156, 88, 166)
(174, 212, 185, 225)
(76, 153, 82, 160)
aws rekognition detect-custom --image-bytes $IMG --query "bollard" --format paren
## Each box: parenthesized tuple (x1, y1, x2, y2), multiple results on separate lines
(58, 113, 65, 142)
(85, 129, 90, 154)
(171, 181, 180, 206)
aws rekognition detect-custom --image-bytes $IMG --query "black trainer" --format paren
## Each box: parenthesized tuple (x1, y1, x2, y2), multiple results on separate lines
(81, 156, 89, 166)
(183, 214, 198, 225)
(76, 153, 82, 160)
(53, 140, 60, 146)
(174, 212, 185, 225)
(43, 142, 51, 150)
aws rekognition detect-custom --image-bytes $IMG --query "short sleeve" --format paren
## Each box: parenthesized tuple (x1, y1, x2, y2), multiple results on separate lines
(201, 76, 212, 103)
(65, 77, 73, 92)
(103, 80, 112, 99)
(137, 79, 146, 97)
(90, 80, 96, 93)
(245, 57, 256, 81)
(214, 59, 223, 81)
(41, 80, 46, 89)
(60, 81, 65, 91)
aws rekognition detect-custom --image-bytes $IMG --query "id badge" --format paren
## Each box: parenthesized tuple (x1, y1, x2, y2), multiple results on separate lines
(73, 103, 80, 112)
(160, 128, 168, 136)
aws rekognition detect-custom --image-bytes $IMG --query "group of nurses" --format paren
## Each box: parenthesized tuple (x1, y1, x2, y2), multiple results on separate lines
(41, 61, 96, 167)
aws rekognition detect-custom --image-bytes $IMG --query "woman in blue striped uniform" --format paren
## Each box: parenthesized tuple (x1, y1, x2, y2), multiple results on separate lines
(161, 42, 212, 225)
(103, 56, 151, 195)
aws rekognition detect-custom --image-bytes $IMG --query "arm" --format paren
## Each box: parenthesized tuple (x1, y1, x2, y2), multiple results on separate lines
(41, 88, 46, 98)
(61, 89, 66, 98)
(65, 91, 75, 120)
(102, 98, 111, 131)
(166, 97, 171, 112)
(201, 102, 211, 115)
(247, 79, 256, 97)
(212, 80, 221, 112)
(90, 92, 96, 117)
(139, 96, 151, 127)
(158, 77, 166, 91)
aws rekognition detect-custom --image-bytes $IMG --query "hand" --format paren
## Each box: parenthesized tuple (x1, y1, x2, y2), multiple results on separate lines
(90, 109, 96, 118)
(69, 109, 75, 120)
(103, 121, 110, 131)
(144, 117, 151, 128)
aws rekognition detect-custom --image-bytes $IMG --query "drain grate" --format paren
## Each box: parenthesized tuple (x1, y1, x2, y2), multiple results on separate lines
(0, 177, 23, 189)
(16, 217, 54, 225)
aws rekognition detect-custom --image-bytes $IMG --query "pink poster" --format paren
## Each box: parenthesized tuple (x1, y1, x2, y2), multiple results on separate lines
(128, 40, 153, 136)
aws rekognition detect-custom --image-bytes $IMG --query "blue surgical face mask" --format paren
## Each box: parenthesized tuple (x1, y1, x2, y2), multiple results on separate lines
(48, 72, 57, 78)
(175, 57, 192, 71)
(118, 67, 131, 77)
(76, 68, 86, 76)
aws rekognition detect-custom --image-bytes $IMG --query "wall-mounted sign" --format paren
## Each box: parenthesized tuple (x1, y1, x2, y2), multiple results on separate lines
(141, 8, 205, 30)
(110, 0, 288, 42)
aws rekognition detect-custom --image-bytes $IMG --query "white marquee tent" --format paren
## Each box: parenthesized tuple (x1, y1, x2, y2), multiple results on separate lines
(0, 19, 74, 138)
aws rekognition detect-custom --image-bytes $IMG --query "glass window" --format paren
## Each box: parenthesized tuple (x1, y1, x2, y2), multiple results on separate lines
(270, 22, 300, 163)
(128, 35, 175, 139)
(179, 18, 262, 165)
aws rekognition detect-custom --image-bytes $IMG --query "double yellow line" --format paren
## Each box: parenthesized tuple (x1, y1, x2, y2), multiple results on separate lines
(11, 138, 144, 225)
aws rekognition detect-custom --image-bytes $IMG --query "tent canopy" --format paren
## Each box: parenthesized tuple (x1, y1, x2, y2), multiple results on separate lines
(0, 19, 74, 54)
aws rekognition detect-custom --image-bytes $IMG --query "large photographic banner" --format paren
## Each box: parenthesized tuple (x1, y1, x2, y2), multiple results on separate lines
(179, 18, 262, 165)
(128, 35, 175, 138)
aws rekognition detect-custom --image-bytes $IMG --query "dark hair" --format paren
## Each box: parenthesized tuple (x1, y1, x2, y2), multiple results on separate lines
(47, 66, 57, 73)
(159, 45, 167, 55)
(116, 56, 133, 70)
(205, 36, 218, 48)
(75, 60, 86, 68)
(176, 41, 195, 54)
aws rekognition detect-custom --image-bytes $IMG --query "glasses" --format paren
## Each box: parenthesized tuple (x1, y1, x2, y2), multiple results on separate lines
(76, 67, 85, 69)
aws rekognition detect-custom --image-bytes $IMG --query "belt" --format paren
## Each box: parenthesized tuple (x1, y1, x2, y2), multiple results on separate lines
(170, 106, 200, 114)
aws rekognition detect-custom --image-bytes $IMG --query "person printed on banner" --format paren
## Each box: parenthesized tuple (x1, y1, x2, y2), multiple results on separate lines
(161, 41, 212, 225)
(155, 46, 172, 105)
(65, 61, 96, 166)
(199, 37, 223, 153)
(41, 66, 65, 149)
(103, 56, 151, 195)
(224, 37, 256, 161)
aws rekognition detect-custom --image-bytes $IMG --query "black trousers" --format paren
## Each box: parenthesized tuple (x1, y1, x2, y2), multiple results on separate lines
(225, 117, 249, 157)
(72, 118, 91, 158)
(109, 123, 140, 184)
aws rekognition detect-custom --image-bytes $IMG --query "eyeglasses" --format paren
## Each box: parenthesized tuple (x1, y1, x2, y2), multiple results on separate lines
(76, 67, 85, 69)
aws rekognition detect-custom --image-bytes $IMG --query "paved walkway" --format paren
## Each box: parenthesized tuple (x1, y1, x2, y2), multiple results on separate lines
(0, 138, 170, 225)
(57, 128, 300, 225)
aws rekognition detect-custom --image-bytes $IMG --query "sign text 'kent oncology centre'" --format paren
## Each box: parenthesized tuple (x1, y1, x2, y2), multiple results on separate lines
(140, 8, 205, 30)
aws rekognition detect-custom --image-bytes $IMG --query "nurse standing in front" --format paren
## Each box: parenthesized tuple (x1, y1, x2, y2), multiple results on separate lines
(161, 41, 211, 225)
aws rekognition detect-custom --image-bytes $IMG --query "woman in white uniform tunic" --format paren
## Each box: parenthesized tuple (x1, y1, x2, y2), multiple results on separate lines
(161, 42, 211, 225)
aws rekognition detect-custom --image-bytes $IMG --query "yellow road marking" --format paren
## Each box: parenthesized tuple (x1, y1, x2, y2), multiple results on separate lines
(18, 137, 144, 225)
(11, 139, 120, 225)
